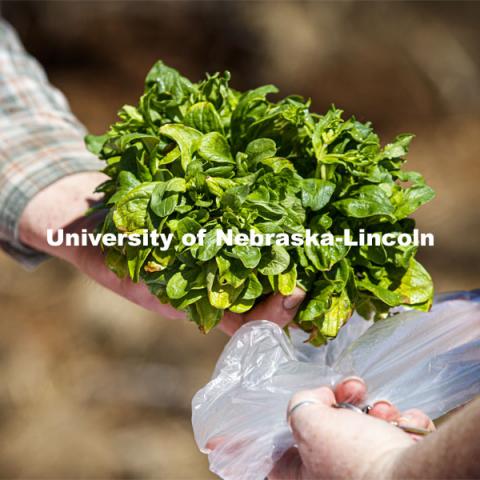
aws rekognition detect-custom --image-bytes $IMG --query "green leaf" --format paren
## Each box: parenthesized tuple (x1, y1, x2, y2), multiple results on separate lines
(393, 184, 435, 220)
(360, 244, 387, 265)
(396, 258, 433, 307)
(246, 199, 285, 221)
(258, 245, 290, 275)
(229, 297, 255, 314)
(85, 134, 108, 155)
(126, 246, 151, 282)
(191, 297, 222, 333)
(159, 146, 180, 166)
(166, 271, 190, 299)
(145, 60, 195, 106)
(205, 177, 236, 197)
(184, 101, 223, 133)
(113, 183, 156, 232)
(176, 217, 201, 239)
(221, 185, 250, 210)
(196, 228, 223, 261)
(204, 165, 234, 177)
(242, 273, 263, 300)
(298, 284, 335, 322)
(321, 290, 352, 337)
(165, 177, 187, 193)
(356, 275, 403, 307)
(259, 156, 295, 174)
(246, 138, 277, 164)
(150, 186, 173, 218)
(333, 185, 394, 218)
(301, 179, 335, 211)
(208, 275, 243, 309)
(159, 124, 202, 171)
(231, 245, 261, 269)
(305, 241, 348, 271)
(216, 254, 249, 288)
(105, 248, 128, 278)
(198, 132, 234, 164)
(149, 177, 186, 217)
(383, 134, 414, 159)
(107, 171, 141, 204)
(231, 85, 278, 149)
(278, 263, 297, 295)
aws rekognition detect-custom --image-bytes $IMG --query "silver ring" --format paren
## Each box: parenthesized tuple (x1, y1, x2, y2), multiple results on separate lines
(287, 400, 318, 423)
(362, 404, 373, 414)
(333, 402, 365, 414)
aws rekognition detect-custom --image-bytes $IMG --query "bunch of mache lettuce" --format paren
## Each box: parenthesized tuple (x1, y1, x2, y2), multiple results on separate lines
(86, 61, 435, 345)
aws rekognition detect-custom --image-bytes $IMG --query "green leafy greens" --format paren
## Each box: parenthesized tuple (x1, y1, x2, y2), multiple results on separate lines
(86, 61, 435, 345)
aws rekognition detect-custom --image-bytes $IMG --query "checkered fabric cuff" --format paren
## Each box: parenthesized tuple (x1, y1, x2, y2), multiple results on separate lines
(0, 20, 103, 268)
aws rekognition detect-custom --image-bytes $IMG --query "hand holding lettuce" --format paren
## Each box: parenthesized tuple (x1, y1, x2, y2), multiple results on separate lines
(86, 61, 435, 344)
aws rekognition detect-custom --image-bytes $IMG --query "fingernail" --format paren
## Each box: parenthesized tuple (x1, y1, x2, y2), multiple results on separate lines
(397, 416, 413, 426)
(373, 400, 393, 408)
(283, 289, 305, 310)
(340, 376, 365, 387)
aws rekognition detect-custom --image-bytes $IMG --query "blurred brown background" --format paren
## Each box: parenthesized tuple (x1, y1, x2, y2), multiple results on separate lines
(0, 1, 478, 478)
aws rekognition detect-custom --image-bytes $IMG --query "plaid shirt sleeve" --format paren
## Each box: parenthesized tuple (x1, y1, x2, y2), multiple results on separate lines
(0, 20, 103, 268)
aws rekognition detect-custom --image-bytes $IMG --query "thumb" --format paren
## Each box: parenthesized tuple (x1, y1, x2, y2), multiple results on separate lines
(287, 386, 336, 440)
(247, 287, 306, 327)
(273, 387, 336, 479)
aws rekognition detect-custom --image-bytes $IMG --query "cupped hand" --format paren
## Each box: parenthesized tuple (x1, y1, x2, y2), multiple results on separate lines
(69, 232, 305, 335)
(269, 377, 435, 480)
(19, 172, 305, 335)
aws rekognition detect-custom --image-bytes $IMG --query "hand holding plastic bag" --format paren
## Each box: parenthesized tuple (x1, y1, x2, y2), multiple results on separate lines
(192, 291, 480, 480)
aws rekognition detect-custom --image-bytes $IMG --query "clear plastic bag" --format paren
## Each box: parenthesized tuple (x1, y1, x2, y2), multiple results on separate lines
(192, 291, 480, 480)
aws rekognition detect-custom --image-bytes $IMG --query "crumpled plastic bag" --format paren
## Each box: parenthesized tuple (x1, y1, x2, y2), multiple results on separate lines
(192, 291, 480, 480)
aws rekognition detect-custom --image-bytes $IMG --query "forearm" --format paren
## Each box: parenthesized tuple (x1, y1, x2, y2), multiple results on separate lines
(377, 398, 480, 479)
(18, 171, 107, 262)
(0, 20, 103, 266)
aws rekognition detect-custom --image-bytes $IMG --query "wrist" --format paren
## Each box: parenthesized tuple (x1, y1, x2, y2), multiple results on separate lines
(19, 171, 107, 261)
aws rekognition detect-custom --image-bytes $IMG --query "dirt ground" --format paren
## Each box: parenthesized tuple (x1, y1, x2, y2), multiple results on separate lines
(0, 2, 478, 478)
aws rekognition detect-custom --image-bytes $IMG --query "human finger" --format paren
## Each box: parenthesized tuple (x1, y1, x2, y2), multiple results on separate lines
(247, 288, 306, 327)
(396, 408, 436, 440)
(369, 400, 401, 421)
(334, 376, 367, 405)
